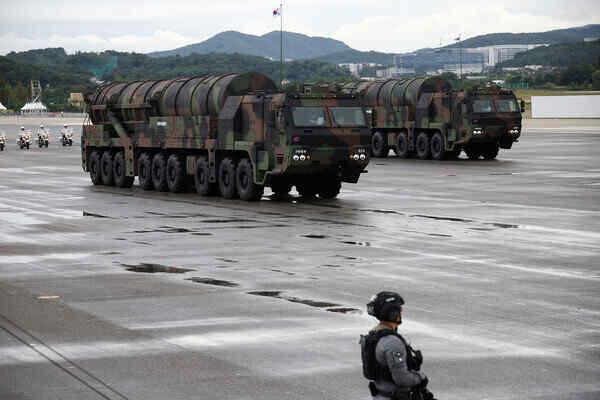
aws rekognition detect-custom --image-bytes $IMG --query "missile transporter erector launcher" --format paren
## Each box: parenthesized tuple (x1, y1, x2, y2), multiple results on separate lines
(341, 78, 523, 160)
(82, 72, 371, 200)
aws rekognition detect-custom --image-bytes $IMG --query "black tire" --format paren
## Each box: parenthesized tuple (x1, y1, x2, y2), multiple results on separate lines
(296, 181, 318, 198)
(317, 176, 342, 199)
(482, 144, 499, 160)
(137, 152, 153, 190)
(446, 147, 461, 160)
(100, 151, 115, 186)
(430, 132, 447, 160)
(194, 156, 217, 196)
(151, 153, 169, 192)
(218, 157, 238, 199)
(166, 154, 187, 193)
(394, 131, 411, 158)
(465, 146, 482, 160)
(371, 131, 389, 158)
(236, 158, 264, 201)
(270, 179, 293, 197)
(113, 151, 134, 188)
(415, 132, 431, 160)
(89, 150, 103, 185)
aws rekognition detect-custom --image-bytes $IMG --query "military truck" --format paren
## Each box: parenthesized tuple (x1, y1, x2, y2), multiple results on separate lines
(82, 72, 370, 200)
(340, 78, 523, 160)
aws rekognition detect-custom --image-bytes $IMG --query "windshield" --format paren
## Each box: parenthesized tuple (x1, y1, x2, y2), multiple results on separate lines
(330, 107, 366, 127)
(472, 99, 493, 113)
(292, 107, 328, 127)
(494, 99, 519, 112)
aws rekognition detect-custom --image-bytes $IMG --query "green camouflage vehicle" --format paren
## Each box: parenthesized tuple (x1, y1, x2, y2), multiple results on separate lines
(340, 78, 523, 160)
(82, 72, 370, 200)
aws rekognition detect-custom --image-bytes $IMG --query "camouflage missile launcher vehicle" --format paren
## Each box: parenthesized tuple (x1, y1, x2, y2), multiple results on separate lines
(340, 78, 523, 160)
(81, 72, 370, 200)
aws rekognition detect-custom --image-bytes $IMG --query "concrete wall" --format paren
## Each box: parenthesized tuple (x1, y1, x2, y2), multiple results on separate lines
(532, 95, 600, 118)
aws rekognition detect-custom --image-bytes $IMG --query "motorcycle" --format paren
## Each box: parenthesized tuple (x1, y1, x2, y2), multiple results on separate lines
(0, 133, 6, 151)
(37, 131, 50, 148)
(17, 132, 32, 149)
(61, 129, 73, 146)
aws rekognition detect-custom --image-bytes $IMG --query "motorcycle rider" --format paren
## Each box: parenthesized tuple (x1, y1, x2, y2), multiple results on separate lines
(360, 291, 435, 400)
(61, 124, 73, 145)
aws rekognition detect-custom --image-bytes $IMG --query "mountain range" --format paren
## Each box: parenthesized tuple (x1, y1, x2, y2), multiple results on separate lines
(149, 31, 352, 60)
(149, 24, 600, 64)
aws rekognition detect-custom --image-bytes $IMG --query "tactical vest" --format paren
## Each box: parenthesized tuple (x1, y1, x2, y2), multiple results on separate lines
(360, 329, 422, 381)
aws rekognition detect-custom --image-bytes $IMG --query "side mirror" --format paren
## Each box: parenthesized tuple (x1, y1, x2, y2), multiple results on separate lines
(520, 99, 525, 113)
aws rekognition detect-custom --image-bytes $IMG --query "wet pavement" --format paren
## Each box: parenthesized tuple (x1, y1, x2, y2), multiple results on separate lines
(1, 119, 599, 400)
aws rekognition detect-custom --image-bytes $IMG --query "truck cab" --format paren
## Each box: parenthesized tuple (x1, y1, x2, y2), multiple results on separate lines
(459, 86, 522, 159)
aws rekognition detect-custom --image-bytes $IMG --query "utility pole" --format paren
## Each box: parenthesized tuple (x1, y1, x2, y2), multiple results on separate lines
(280, 2, 283, 88)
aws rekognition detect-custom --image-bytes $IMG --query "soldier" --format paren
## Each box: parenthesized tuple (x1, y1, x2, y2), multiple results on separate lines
(360, 291, 435, 400)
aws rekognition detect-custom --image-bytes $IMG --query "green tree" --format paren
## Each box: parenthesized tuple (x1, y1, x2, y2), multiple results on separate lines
(592, 70, 600, 90)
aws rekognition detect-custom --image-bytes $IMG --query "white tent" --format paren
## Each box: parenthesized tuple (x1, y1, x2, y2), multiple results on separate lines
(0, 102, 7, 110)
(20, 101, 47, 113)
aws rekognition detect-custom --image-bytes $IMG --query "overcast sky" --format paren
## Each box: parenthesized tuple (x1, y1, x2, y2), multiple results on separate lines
(1, 0, 599, 56)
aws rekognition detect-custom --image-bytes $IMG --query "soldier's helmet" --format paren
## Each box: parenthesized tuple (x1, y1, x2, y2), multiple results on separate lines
(367, 291, 404, 322)
(64, 124, 68, 128)
(20, 126, 25, 130)
(40, 124, 44, 129)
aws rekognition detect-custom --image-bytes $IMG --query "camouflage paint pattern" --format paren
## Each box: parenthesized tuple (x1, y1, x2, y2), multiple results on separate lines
(82, 73, 369, 188)
(341, 79, 522, 154)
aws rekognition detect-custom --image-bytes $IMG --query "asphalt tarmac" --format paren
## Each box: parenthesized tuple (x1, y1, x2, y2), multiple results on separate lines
(1, 119, 599, 400)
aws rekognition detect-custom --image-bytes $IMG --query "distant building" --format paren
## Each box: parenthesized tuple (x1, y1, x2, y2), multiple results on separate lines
(465, 44, 547, 67)
(376, 66, 416, 78)
(439, 63, 483, 75)
(69, 93, 84, 109)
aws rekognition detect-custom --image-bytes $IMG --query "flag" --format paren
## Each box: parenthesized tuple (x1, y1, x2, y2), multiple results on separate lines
(273, 8, 281, 17)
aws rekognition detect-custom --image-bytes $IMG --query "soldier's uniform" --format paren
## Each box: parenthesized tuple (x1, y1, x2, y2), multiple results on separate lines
(370, 322, 424, 399)
(360, 291, 430, 400)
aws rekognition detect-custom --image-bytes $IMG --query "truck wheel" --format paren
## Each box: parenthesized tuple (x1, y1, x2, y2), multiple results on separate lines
(446, 147, 461, 160)
(137, 153, 153, 190)
(465, 146, 482, 160)
(194, 156, 217, 196)
(101, 151, 115, 186)
(151, 153, 169, 191)
(296, 181, 318, 198)
(166, 154, 186, 193)
(394, 131, 411, 158)
(415, 132, 431, 159)
(218, 157, 238, 199)
(317, 176, 341, 199)
(430, 132, 447, 160)
(371, 131, 389, 158)
(90, 150, 103, 185)
(114, 151, 134, 188)
(270, 179, 293, 197)
(236, 158, 264, 201)
(482, 144, 499, 160)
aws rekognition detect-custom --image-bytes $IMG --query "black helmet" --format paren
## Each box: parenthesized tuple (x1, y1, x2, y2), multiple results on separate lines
(367, 291, 404, 322)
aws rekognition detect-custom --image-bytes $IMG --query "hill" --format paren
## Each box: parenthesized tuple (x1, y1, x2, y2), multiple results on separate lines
(443, 24, 600, 50)
(499, 39, 600, 67)
(148, 31, 352, 60)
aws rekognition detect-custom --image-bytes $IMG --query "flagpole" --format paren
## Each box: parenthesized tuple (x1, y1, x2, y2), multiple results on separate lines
(280, 1, 283, 88)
